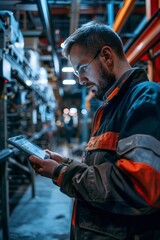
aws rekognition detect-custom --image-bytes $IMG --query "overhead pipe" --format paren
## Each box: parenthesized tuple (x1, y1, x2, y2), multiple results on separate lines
(145, 0, 160, 82)
(107, 2, 114, 27)
(112, 0, 136, 33)
(36, 0, 60, 76)
(70, 0, 81, 34)
(125, 9, 160, 65)
(124, 16, 146, 52)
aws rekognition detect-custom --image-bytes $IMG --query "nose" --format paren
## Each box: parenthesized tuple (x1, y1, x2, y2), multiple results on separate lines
(78, 76, 87, 86)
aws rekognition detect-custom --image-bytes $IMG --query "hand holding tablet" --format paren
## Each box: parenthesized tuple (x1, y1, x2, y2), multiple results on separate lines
(8, 135, 50, 159)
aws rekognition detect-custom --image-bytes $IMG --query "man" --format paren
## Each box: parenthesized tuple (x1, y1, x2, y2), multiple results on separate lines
(29, 22, 160, 240)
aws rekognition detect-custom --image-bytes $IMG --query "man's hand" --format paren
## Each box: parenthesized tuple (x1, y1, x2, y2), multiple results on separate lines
(29, 155, 59, 178)
(45, 150, 64, 164)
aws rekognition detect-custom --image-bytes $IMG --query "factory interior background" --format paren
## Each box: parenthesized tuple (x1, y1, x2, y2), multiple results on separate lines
(0, 0, 159, 239)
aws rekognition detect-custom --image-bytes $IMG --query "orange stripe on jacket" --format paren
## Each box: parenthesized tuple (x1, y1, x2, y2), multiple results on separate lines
(93, 108, 104, 134)
(71, 199, 77, 226)
(106, 87, 120, 101)
(57, 166, 67, 186)
(86, 132, 119, 151)
(117, 159, 160, 208)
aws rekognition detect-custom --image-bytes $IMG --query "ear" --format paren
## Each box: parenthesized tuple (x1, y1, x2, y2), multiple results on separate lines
(101, 46, 113, 66)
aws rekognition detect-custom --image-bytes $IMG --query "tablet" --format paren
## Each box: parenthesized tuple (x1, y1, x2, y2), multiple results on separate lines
(8, 135, 50, 159)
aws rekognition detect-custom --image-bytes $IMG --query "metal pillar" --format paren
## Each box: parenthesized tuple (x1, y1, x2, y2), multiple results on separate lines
(107, 2, 114, 27)
(81, 87, 88, 144)
(0, 75, 9, 240)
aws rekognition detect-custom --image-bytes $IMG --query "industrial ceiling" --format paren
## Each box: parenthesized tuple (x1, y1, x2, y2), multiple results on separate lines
(0, 0, 159, 108)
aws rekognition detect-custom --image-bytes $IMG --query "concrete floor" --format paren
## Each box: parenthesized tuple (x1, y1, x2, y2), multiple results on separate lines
(8, 175, 73, 240)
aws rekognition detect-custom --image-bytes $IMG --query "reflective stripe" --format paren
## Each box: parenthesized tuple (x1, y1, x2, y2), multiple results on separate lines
(117, 134, 160, 207)
(117, 134, 160, 172)
(117, 134, 160, 156)
(117, 159, 160, 207)
(85, 132, 119, 151)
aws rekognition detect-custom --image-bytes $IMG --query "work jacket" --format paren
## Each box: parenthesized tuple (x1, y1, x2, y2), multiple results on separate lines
(59, 68, 160, 240)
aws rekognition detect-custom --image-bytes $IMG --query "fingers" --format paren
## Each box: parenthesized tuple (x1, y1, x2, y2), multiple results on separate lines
(38, 167, 44, 175)
(32, 165, 43, 175)
(51, 152, 64, 163)
(29, 155, 42, 163)
(32, 164, 38, 172)
(45, 149, 52, 158)
(29, 156, 58, 178)
(29, 155, 43, 171)
(31, 158, 44, 175)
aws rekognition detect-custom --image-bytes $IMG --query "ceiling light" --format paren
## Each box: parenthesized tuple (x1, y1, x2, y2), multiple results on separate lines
(62, 67, 74, 72)
(63, 79, 76, 85)
(70, 108, 77, 115)
(61, 42, 65, 48)
(26, 80, 32, 86)
(81, 109, 87, 115)
(63, 108, 69, 114)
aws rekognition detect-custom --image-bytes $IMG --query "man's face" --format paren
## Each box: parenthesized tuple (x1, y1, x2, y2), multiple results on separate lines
(69, 45, 116, 101)
(93, 61, 116, 100)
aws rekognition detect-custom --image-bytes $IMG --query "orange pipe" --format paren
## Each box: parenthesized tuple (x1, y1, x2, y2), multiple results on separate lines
(126, 15, 160, 65)
(113, 0, 136, 33)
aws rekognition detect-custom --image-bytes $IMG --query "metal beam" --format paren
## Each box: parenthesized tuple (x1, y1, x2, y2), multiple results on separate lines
(113, 0, 136, 33)
(145, 0, 160, 82)
(22, 30, 42, 37)
(124, 16, 146, 51)
(39, 55, 52, 61)
(70, 0, 81, 34)
(107, 2, 114, 27)
(0, 3, 38, 11)
(36, 0, 60, 76)
(125, 9, 160, 65)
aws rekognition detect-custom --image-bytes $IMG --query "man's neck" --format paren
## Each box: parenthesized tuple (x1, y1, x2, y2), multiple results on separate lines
(114, 59, 131, 81)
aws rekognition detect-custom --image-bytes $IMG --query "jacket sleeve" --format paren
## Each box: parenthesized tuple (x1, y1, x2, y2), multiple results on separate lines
(60, 83, 160, 216)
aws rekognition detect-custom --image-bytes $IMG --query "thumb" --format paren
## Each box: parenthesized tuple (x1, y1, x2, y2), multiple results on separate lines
(45, 150, 64, 163)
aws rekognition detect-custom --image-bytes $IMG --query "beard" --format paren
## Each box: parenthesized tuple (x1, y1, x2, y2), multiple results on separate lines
(95, 63, 116, 101)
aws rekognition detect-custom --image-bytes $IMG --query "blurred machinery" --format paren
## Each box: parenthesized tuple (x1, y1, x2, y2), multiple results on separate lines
(0, 11, 57, 240)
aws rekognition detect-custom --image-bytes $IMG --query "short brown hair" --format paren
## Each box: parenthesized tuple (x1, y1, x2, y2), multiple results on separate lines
(62, 21, 125, 59)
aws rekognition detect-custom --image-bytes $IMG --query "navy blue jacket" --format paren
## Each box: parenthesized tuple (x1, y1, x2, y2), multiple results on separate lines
(59, 68, 160, 239)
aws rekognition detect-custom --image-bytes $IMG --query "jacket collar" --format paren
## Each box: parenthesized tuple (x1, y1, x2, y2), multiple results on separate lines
(102, 67, 148, 103)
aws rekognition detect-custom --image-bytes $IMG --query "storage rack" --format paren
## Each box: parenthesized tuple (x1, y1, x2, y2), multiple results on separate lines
(0, 11, 56, 240)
